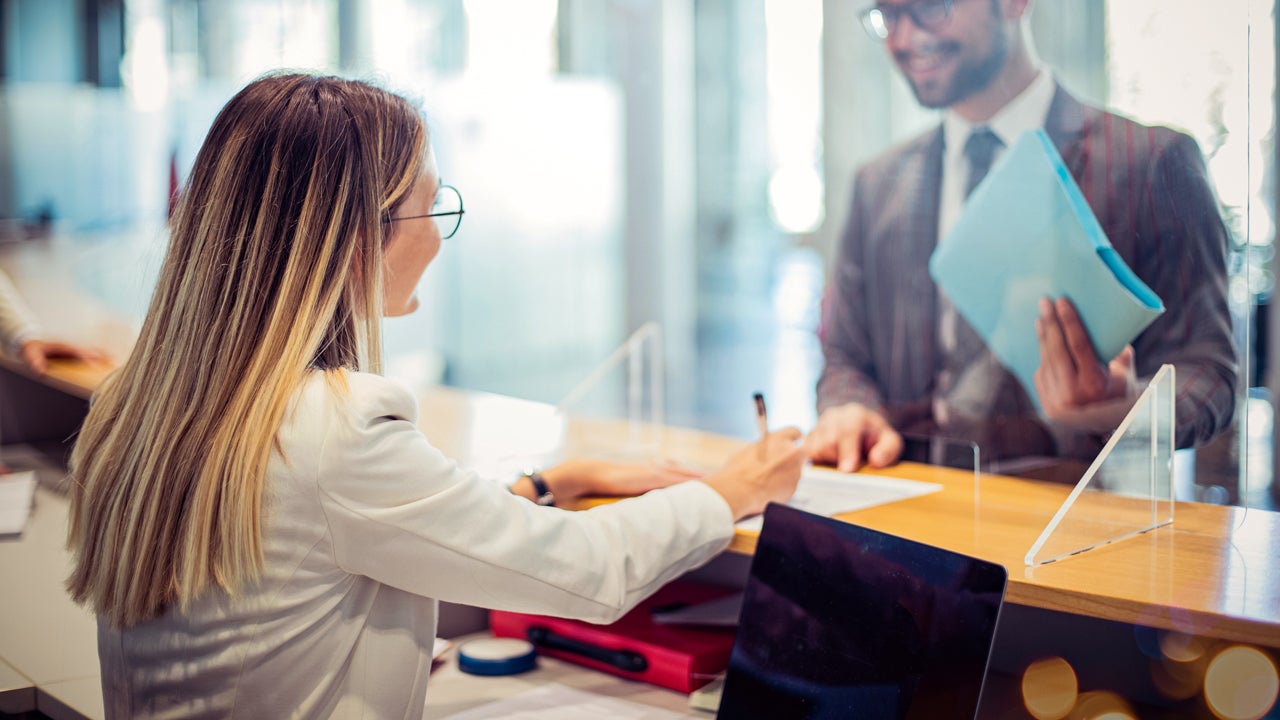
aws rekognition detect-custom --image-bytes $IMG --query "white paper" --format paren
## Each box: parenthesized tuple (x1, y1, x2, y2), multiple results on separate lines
(0, 470, 37, 535)
(433, 637, 454, 661)
(650, 592, 743, 627)
(439, 683, 690, 719)
(736, 465, 942, 531)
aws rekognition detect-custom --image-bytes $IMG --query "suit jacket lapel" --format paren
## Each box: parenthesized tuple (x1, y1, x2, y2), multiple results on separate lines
(900, 127, 945, 399)
(1044, 84, 1091, 176)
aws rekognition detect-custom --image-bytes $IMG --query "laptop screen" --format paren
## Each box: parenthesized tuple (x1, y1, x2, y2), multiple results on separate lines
(717, 503, 1007, 720)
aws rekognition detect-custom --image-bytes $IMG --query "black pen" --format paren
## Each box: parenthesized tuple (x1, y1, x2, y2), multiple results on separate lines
(753, 392, 769, 441)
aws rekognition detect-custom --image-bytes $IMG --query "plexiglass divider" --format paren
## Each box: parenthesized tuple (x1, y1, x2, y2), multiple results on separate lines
(556, 322, 665, 459)
(1025, 364, 1176, 566)
(899, 432, 981, 499)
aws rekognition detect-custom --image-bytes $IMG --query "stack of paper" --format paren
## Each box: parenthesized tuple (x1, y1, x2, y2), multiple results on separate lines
(0, 470, 37, 536)
(929, 129, 1165, 404)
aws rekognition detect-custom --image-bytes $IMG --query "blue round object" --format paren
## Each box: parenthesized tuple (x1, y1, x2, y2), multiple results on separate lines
(457, 638, 538, 676)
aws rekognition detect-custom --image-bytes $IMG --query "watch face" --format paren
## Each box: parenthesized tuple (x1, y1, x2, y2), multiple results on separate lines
(527, 473, 555, 507)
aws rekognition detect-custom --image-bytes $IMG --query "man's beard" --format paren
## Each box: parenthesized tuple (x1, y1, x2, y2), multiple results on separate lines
(903, 28, 1009, 109)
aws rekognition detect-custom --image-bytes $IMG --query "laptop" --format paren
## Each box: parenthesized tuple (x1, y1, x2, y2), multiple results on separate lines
(716, 503, 1007, 719)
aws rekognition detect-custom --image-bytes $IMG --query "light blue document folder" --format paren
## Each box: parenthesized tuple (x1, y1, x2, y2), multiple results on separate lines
(928, 129, 1164, 405)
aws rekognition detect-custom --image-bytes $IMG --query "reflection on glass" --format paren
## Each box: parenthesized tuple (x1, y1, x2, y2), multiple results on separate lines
(720, 504, 1007, 719)
(6, 0, 1278, 507)
(1104, 0, 1275, 509)
(813, 1, 1239, 492)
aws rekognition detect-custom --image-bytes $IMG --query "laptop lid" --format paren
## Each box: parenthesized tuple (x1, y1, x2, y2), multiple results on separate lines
(716, 503, 1008, 720)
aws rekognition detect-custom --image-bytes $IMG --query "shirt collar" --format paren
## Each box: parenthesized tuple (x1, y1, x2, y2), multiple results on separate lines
(943, 69, 1056, 160)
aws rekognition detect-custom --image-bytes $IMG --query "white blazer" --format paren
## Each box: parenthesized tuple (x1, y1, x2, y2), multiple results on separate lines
(97, 371, 734, 719)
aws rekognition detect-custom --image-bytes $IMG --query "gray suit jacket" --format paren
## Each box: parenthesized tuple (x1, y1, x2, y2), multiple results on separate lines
(817, 86, 1237, 459)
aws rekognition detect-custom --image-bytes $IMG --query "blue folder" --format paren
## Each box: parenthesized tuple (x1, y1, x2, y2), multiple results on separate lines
(928, 129, 1164, 405)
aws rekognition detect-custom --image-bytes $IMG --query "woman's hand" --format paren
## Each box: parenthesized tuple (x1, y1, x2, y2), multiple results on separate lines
(538, 458, 704, 503)
(18, 339, 110, 375)
(701, 428, 806, 522)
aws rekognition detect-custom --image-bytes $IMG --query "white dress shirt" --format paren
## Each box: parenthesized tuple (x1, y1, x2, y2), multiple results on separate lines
(938, 69, 1058, 239)
(936, 69, 1058, 365)
(97, 371, 735, 719)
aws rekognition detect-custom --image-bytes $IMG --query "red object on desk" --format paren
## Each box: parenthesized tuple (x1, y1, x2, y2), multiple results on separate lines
(489, 580, 738, 693)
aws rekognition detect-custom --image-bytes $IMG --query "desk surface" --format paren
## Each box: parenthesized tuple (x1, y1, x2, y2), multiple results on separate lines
(564, 415, 1280, 648)
(20, 356, 1279, 648)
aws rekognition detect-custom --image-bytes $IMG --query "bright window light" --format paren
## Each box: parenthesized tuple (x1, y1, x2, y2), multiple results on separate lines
(764, 0, 824, 234)
(122, 16, 169, 111)
(463, 0, 558, 78)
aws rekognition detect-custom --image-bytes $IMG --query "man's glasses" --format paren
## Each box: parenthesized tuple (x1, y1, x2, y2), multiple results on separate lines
(860, 0, 954, 40)
(385, 184, 465, 239)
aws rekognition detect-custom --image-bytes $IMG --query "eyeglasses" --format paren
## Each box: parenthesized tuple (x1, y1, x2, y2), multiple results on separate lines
(860, 0, 954, 40)
(385, 184, 465, 239)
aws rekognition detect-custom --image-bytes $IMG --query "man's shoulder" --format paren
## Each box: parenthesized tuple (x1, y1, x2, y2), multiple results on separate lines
(1074, 98, 1196, 153)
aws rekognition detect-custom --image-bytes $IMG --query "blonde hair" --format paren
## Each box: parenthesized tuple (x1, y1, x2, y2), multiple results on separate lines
(67, 73, 426, 628)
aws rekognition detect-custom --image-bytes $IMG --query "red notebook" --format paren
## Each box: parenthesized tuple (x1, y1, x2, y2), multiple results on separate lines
(489, 580, 738, 693)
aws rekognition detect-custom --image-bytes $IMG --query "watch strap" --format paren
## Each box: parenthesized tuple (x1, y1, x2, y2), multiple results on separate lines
(522, 471, 555, 507)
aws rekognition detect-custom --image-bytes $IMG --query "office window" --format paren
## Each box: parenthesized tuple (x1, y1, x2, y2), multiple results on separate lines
(764, 0, 825, 235)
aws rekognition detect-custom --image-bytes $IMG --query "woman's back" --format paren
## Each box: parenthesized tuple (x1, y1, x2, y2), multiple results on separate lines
(98, 371, 736, 719)
(98, 373, 437, 718)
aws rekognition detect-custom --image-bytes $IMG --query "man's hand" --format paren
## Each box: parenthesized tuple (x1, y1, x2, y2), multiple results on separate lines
(803, 402, 903, 472)
(18, 339, 109, 375)
(1034, 297, 1136, 419)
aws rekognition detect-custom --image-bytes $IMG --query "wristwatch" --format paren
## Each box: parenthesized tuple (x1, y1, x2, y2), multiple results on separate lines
(519, 471, 556, 507)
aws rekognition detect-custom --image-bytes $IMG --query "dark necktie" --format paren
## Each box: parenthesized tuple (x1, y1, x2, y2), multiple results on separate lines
(936, 127, 1006, 430)
(963, 127, 1004, 198)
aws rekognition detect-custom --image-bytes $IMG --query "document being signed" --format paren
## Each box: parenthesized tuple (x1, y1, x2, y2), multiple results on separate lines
(735, 465, 942, 531)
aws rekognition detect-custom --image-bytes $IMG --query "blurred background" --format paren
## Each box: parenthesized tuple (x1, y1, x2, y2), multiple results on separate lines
(0, 0, 1276, 507)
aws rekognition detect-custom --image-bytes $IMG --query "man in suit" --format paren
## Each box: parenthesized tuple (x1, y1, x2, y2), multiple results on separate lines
(805, 0, 1237, 472)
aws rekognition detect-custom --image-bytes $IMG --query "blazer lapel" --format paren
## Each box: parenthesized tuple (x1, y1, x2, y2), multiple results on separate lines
(897, 127, 945, 400)
(1044, 84, 1091, 177)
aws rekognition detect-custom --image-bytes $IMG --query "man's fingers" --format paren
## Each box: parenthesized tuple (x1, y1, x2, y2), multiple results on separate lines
(801, 426, 835, 463)
(1111, 344, 1135, 372)
(1055, 298, 1107, 397)
(1054, 298, 1097, 363)
(1037, 297, 1078, 389)
(866, 428, 903, 468)
(836, 432, 863, 473)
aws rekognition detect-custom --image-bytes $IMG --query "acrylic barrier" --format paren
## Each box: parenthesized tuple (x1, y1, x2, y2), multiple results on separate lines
(1025, 364, 1176, 566)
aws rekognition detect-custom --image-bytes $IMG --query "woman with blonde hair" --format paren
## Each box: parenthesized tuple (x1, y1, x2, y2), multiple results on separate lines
(66, 72, 804, 718)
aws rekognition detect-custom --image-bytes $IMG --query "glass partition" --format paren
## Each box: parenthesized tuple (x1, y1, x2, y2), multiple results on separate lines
(0, 0, 1274, 509)
(1026, 364, 1177, 566)
(814, 0, 1265, 511)
(555, 322, 666, 461)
